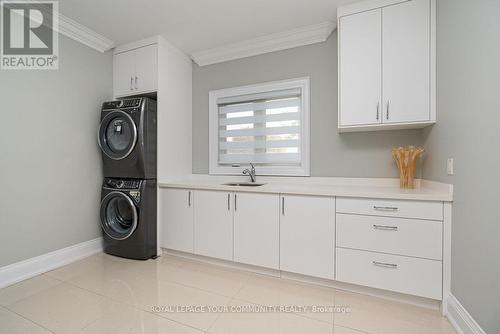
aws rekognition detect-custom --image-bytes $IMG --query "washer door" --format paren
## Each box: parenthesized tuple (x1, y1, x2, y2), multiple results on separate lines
(100, 191, 138, 240)
(98, 111, 138, 160)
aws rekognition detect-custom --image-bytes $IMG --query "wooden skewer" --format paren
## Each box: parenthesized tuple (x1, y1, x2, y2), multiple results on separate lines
(392, 146, 424, 189)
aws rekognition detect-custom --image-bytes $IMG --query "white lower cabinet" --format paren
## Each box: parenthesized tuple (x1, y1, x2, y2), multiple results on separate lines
(161, 187, 446, 301)
(161, 188, 194, 253)
(336, 248, 442, 300)
(279, 195, 335, 280)
(194, 190, 234, 261)
(233, 192, 280, 269)
(335, 196, 444, 300)
(336, 213, 442, 260)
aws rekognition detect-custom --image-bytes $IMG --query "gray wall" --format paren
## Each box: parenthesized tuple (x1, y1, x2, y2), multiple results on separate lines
(193, 32, 425, 177)
(423, 1, 500, 333)
(0, 36, 112, 267)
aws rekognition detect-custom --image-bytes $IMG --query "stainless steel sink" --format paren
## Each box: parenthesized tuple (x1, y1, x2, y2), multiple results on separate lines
(223, 182, 266, 187)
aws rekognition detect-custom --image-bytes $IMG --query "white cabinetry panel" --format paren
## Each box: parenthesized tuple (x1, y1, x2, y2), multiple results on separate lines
(234, 192, 280, 269)
(336, 213, 442, 260)
(134, 44, 158, 94)
(194, 190, 233, 261)
(280, 195, 335, 279)
(382, 0, 430, 123)
(114, 51, 135, 97)
(339, 9, 382, 127)
(336, 197, 443, 221)
(336, 247, 442, 299)
(160, 188, 194, 253)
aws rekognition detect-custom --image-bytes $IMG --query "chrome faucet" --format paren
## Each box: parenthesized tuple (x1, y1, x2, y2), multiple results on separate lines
(243, 163, 256, 183)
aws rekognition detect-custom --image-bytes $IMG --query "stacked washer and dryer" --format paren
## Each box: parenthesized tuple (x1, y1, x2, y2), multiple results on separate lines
(97, 97, 157, 260)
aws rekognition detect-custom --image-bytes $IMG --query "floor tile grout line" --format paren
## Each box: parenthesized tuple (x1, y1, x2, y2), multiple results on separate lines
(334, 324, 373, 334)
(4, 275, 205, 334)
(50, 257, 246, 301)
(1, 304, 57, 334)
(58, 279, 209, 333)
(38, 255, 241, 301)
(0, 277, 65, 309)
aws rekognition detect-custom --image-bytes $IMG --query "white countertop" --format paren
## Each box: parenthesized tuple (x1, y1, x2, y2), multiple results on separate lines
(159, 175, 453, 202)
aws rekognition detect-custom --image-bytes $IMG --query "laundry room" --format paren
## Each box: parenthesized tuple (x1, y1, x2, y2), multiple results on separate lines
(0, 1, 499, 334)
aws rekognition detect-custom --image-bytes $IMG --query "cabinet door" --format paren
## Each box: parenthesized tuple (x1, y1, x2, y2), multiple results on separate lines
(194, 190, 233, 261)
(280, 195, 335, 279)
(382, 0, 430, 123)
(339, 9, 382, 127)
(161, 188, 194, 253)
(234, 193, 279, 269)
(134, 44, 158, 94)
(114, 51, 135, 97)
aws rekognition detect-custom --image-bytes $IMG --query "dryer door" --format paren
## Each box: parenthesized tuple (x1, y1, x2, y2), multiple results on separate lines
(98, 111, 138, 160)
(100, 191, 138, 240)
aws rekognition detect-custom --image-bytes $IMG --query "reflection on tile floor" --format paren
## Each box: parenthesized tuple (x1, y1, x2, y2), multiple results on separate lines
(0, 253, 456, 334)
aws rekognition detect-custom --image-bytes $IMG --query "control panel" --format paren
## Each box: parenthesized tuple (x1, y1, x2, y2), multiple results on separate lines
(104, 178, 141, 190)
(102, 98, 142, 111)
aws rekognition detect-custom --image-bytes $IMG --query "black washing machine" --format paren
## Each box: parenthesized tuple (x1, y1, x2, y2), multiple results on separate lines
(98, 97, 157, 179)
(100, 178, 157, 260)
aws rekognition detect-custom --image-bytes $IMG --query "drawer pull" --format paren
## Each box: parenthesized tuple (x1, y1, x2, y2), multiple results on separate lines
(373, 224, 398, 231)
(373, 206, 399, 212)
(372, 261, 398, 269)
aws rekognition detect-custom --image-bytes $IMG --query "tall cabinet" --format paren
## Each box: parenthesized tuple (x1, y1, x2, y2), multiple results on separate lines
(113, 36, 193, 256)
(338, 0, 435, 132)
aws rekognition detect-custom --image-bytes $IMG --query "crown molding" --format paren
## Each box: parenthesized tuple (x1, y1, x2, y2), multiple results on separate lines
(57, 13, 115, 53)
(34, 3, 114, 52)
(191, 21, 336, 66)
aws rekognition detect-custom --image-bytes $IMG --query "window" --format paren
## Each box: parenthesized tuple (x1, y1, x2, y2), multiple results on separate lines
(209, 77, 310, 176)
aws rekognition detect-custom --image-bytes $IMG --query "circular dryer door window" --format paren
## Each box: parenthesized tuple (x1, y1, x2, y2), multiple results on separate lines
(100, 191, 138, 240)
(98, 111, 138, 160)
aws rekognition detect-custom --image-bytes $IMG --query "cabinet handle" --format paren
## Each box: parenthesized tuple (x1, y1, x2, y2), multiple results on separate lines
(188, 191, 191, 207)
(373, 224, 398, 231)
(135, 76, 138, 90)
(373, 206, 398, 212)
(376, 102, 379, 121)
(386, 100, 390, 120)
(130, 77, 133, 91)
(234, 194, 237, 211)
(227, 193, 230, 211)
(281, 197, 285, 215)
(372, 261, 398, 269)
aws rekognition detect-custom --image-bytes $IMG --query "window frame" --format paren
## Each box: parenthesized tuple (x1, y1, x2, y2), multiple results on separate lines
(209, 77, 310, 176)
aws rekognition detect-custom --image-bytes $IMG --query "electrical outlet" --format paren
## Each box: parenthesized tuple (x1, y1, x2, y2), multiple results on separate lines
(447, 158, 454, 175)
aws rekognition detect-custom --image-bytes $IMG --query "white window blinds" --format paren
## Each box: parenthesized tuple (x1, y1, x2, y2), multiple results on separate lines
(217, 88, 302, 166)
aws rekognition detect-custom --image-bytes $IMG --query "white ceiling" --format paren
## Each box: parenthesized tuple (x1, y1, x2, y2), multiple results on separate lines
(59, 0, 358, 54)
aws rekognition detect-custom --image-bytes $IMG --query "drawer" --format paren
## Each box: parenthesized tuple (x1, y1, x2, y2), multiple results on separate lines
(336, 214, 442, 260)
(336, 197, 443, 221)
(336, 248, 442, 300)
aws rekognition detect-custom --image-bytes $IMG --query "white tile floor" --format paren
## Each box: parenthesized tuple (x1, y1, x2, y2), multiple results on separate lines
(0, 253, 456, 334)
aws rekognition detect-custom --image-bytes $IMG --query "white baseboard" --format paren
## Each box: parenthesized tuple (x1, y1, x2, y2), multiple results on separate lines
(0, 238, 103, 289)
(446, 294, 486, 334)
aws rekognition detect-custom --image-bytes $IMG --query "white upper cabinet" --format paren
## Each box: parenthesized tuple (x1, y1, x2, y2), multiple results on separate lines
(114, 50, 136, 98)
(194, 190, 234, 261)
(338, 0, 435, 132)
(382, 0, 430, 123)
(280, 195, 335, 280)
(114, 43, 158, 98)
(233, 192, 280, 269)
(339, 9, 382, 127)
